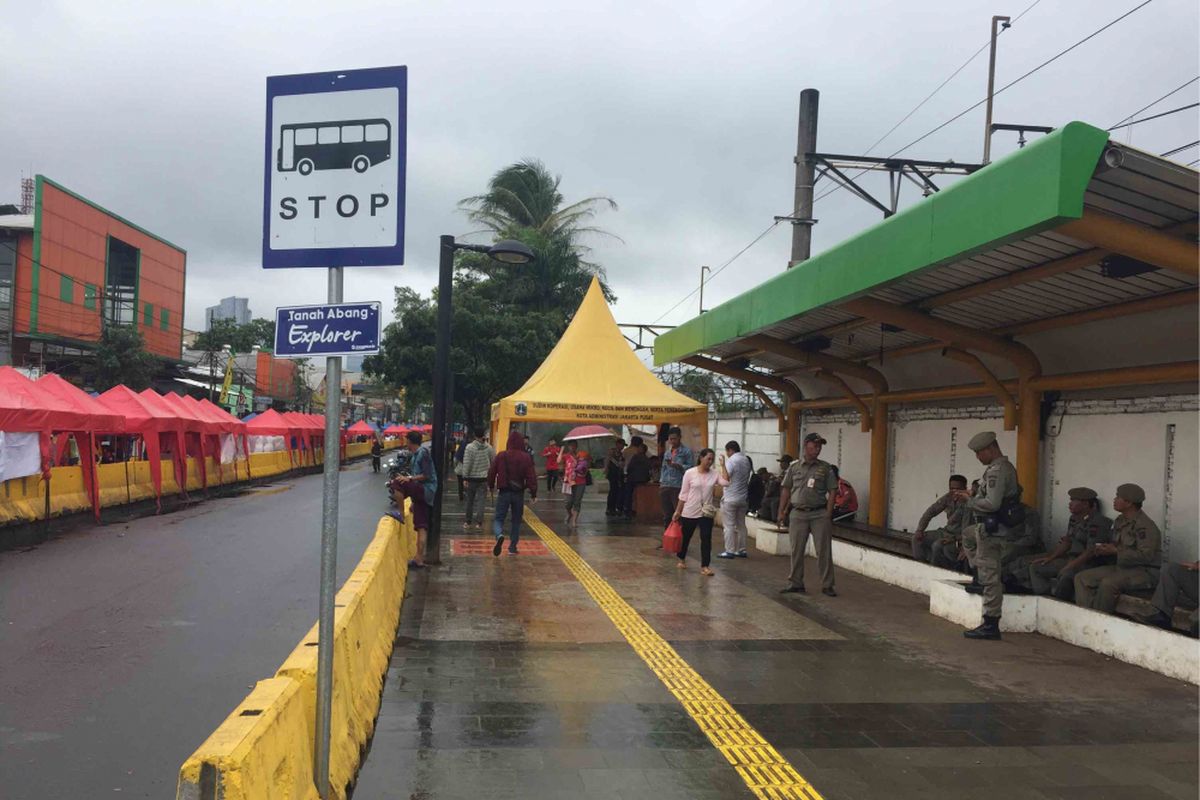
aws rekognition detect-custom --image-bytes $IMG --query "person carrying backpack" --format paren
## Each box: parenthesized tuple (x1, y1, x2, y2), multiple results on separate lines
(487, 430, 539, 555)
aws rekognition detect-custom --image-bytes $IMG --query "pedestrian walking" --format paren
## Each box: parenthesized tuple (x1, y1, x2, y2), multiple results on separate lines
(460, 427, 494, 530)
(717, 440, 752, 559)
(564, 448, 591, 527)
(778, 433, 838, 597)
(370, 438, 382, 474)
(487, 430, 538, 555)
(542, 438, 562, 493)
(454, 435, 467, 500)
(672, 448, 728, 576)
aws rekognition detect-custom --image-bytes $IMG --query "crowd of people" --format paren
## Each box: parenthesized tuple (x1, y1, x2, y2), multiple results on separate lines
(383, 422, 1196, 639)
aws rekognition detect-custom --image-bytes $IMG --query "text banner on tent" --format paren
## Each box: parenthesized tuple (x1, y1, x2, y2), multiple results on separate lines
(274, 301, 381, 359)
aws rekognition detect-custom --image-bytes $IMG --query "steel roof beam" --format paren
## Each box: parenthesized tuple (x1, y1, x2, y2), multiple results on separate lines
(1057, 210, 1198, 277)
(739, 334, 888, 394)
(942, 347, 1017, 430)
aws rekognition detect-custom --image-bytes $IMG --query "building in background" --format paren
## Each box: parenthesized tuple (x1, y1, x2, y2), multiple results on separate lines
(205, 296, 251, 329)
(0, 175, 185, 369)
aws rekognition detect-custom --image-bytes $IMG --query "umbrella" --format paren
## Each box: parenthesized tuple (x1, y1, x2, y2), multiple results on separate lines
(562, 424, 616, 442)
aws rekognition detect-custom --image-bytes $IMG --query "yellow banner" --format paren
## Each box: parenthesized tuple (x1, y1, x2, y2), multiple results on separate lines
(218, 354, 235, 404)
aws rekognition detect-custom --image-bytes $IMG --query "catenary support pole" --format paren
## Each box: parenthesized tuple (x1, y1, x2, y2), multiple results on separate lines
(789, 88, 819, 268)
(427, 235, 454, 566)
(982, 15, 1011, 164)
(315, 266, 343, 799)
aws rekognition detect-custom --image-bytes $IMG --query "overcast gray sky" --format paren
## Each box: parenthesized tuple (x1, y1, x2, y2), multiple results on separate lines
(2, 0, 1197, 343)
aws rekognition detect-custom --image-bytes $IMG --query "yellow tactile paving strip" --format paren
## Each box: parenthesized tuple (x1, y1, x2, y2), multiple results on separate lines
(526, 511, 824, 800)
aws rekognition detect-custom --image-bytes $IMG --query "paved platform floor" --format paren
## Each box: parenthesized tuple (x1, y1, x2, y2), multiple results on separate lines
(354, 484, 1198, 800)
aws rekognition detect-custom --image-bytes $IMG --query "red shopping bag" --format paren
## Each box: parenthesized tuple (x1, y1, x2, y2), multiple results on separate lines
(662, 520, 683, 554)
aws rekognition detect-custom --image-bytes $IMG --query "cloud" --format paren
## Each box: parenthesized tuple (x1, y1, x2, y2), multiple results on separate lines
(1, 0, 1195, 337)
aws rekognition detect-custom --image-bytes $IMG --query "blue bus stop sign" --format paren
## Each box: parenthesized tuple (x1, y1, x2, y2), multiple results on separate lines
(274, 301, 382, 359)
(263, 66, 406, 269)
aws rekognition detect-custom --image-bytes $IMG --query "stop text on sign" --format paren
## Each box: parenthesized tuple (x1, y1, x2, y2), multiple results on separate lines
(274, 301, 382, 359)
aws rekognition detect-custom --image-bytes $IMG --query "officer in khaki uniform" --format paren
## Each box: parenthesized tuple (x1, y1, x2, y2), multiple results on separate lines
(777, 433, 838, 597)
(1007, 487, 1112, 598)
(1074, 483, 1161, 613)
(961, 431, 1022, 640)
(911, 475, 969, 568)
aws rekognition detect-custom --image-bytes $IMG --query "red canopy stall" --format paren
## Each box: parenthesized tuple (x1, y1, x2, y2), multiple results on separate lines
(36, 373, 125, 520)
(245, 409, 300, 464)
(97, 385, 188, 507)
(0, 368, 97, 520)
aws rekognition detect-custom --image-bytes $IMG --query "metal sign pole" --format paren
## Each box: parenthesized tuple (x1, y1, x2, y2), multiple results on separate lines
(314, 266, 343, 799)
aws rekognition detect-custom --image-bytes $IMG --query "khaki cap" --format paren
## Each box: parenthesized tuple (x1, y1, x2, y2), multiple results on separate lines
(967, 431, 997, 452)
(1116, 483, 1146, 504)
(1067, 487, 1098, 501)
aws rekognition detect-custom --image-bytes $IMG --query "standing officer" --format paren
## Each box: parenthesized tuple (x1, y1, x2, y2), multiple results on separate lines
(961, 431, 1022, 640)
(1074, 483, 1161, 613)
(1008, 487, 1112, 598)
(778, 433, 837, 597)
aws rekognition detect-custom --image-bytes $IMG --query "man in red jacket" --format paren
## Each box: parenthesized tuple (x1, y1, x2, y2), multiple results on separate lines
(488, 430, 539, 556)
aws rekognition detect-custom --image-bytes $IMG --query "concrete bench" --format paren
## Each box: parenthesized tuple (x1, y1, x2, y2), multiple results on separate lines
(833, 519, 914, 557)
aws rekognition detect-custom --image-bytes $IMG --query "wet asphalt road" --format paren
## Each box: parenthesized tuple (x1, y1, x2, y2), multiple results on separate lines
(0, 460, 390, 798)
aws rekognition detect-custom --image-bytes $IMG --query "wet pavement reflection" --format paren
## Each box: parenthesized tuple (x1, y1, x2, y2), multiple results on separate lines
(354, 484, 1198, 800)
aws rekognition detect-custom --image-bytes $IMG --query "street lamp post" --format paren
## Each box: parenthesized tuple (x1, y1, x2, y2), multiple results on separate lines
(426, 236, 534, 564)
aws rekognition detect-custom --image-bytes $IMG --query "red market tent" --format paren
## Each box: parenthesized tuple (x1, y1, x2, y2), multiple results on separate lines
(143, 390, 210, 491)
(0, 368, 101, 520)
(382, 424, 406, 435)
(96, 385, 189, 506)
(346, 420, 376, 437)
(36, 373, 125, 519)
(245, 409, 301, 463)
(193, 397, 252, 479)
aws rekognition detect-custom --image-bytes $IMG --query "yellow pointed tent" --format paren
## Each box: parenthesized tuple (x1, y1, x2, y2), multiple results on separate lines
(491, 277, 707, 444)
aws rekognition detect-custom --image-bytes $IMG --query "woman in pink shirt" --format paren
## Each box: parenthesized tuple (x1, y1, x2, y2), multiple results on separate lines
(671, 448, 728, 576)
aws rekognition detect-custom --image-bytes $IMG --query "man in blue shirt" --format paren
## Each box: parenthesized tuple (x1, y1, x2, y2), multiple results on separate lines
(390, 430, 438, 567)
(658, 426, 694, 530)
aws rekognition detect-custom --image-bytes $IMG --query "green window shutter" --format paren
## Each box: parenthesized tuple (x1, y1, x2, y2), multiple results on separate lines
(160, 307, 169, 331)
(59, 275, 74, 303)
(83, 284, 97, 310)
(143, 302, 153, 326)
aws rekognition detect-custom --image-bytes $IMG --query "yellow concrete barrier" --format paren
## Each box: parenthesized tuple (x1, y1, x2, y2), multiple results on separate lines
(177, 513, 417, 800)
(177, 677, 317, 800)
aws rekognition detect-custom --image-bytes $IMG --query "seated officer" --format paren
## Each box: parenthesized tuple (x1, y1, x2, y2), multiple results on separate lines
(1074, 483, 1162, 613)
(1139, 561, 1199, 635)
(911, 474, 969, 568)
(757, 455, 792, 523)
(1006, 487, 1112, 598)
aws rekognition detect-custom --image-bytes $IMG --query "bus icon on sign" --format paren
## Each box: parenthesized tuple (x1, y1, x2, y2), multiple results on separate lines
(277, 118, 392, 176)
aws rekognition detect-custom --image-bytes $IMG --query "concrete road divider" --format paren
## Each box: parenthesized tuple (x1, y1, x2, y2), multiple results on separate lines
(177, 512, 416, 800)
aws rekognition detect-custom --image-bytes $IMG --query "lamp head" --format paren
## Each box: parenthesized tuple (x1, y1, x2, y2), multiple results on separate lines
(487, 239, 535, 265)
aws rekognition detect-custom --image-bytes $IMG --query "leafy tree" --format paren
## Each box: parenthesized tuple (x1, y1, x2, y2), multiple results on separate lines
(367, 160, 619, 430)
(193, 317, 276, 353)
(86, 326, 158, 391)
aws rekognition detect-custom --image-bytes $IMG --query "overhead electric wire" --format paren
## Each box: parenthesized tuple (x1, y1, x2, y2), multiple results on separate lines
(1160, 140, 1200, 158)
(651, 0, 1048, 326)
(1108, 76, 1199, 130)
(1106, 103, 1199, 131)
(651, 220, 784, 324)
(883, 0, 1156, 161)
(831, 0, 1045, 188)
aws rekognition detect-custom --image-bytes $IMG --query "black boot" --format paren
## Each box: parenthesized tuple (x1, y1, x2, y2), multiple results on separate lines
(964, 616, 1001, 640)
(1141, 610, 1173, 630)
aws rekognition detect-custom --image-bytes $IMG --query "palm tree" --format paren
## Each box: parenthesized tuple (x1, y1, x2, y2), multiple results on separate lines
(459, 159, 619, 249)
(458, 159, 619, 312)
